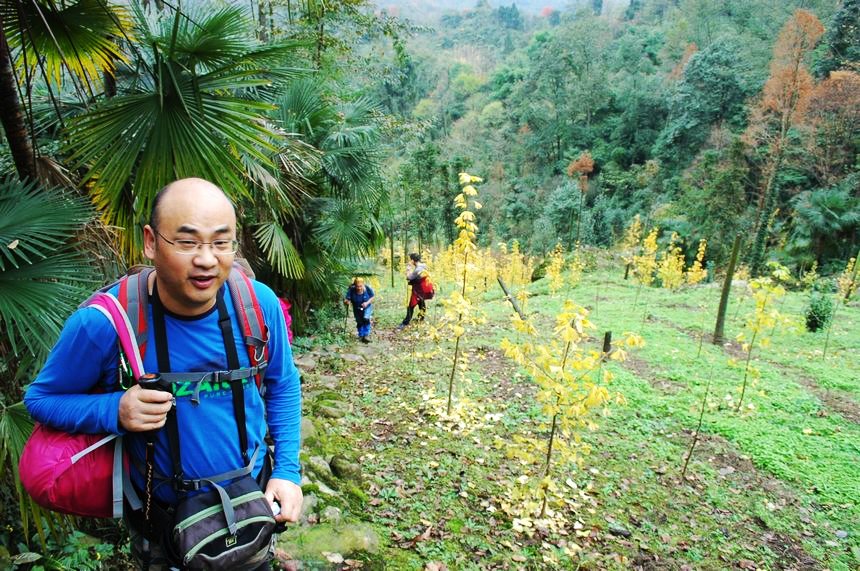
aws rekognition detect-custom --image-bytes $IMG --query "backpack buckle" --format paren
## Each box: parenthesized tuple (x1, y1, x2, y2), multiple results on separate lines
(175, 477, 202, 492)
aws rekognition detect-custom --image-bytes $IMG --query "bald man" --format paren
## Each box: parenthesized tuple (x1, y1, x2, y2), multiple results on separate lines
(25, 178, 302, 570)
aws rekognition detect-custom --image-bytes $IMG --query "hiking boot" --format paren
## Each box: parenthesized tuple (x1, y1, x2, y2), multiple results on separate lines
(360, 336, 370, 344)
(395, 323, 407, 331)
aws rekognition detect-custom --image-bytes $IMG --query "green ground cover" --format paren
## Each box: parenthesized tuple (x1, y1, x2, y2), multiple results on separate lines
(295, 259, 859, 570)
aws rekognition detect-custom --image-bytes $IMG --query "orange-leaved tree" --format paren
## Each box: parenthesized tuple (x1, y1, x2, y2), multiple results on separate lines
(746, 10, 825, 276)
(566, 151, 594, 246)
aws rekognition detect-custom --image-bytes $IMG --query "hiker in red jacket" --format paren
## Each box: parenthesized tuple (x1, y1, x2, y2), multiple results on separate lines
(397, 253, 428, 330)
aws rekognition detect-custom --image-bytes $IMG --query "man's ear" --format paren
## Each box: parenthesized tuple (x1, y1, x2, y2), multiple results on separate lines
(143, 225, 157, 260)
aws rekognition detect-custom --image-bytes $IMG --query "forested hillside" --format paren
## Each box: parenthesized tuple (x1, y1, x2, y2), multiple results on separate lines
(0, 1, 858, 569)
(377, 0, 857, 274)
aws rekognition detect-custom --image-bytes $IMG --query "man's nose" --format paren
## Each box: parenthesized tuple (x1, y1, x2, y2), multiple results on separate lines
(192, 244, 219, 267)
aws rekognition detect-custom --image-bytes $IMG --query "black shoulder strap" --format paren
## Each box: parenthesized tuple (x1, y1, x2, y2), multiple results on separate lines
(150, 284, 250, 488)
(216, 289, 249, 465)
(150, 283, 182, 484)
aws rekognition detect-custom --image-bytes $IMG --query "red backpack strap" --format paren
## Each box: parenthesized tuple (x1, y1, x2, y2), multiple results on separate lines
(117, 267, 154, 359)
(226, 267, 269, 391)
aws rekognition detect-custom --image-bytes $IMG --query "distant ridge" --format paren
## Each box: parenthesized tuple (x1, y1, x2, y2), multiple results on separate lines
(371, 0, 573, 21)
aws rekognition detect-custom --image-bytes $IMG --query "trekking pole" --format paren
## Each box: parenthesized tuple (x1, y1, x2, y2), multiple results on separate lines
(343, 301, 348, 336)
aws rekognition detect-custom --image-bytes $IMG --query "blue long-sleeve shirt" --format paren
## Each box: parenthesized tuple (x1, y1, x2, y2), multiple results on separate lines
(24, 279, 301, 503)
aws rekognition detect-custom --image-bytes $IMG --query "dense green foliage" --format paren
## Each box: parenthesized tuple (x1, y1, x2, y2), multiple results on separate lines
(1, 0, 858, 566)
(385, 0, 857, 275)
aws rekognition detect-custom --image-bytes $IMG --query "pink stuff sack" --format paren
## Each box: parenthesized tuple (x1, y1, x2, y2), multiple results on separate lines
(19, 292, 143, 519)
(19, 426, 123, 518)
(279, 297, 294, 344)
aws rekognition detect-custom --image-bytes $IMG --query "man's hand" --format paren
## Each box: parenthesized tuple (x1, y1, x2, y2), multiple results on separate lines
(118, 385, 173, 432)
(343, 299, 350, 306)
(264, 478, 303, 523)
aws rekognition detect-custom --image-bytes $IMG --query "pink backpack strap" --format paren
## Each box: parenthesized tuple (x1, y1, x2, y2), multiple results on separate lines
(84, 292, 146, 380)
(81, 292, 146, 517)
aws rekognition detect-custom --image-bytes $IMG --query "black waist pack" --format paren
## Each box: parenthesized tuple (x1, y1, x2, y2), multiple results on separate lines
(173, 475, 276, 571)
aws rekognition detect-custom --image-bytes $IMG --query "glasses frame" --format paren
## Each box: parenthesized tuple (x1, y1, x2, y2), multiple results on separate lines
(154, 230, 239, 256)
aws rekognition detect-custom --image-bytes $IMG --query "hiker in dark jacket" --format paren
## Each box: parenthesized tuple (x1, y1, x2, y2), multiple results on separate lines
(344, 277, 375, 343)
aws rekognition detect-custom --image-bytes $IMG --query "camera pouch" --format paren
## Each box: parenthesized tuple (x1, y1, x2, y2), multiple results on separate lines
(173, 475, 276, 571)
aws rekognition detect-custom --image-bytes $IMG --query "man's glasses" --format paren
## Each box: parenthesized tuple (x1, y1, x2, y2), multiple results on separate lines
(155, 230, 238, 255)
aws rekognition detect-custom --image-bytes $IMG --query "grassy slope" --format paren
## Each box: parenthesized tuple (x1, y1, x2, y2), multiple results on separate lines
(296, 259, 859, 570)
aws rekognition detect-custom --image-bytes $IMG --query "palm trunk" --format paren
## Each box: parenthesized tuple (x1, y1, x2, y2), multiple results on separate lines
(0, 20, 37, 181)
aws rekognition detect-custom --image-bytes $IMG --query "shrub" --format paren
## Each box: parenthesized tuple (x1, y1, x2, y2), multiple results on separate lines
(805, 294, 834, 332)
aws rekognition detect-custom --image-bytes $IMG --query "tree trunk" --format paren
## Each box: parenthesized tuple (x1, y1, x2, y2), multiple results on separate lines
(0, 19, 37, 181)
(315, 17, 325, 69)
(749, 151, 784, 276)
(497, 276, 526, 319)
(258, 0, 269, 42)
(713, 234, 741, 344)
(390, 220, 395, 287)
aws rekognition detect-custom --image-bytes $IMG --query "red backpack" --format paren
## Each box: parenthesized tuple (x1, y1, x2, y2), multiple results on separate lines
(420, 275, 435, 300)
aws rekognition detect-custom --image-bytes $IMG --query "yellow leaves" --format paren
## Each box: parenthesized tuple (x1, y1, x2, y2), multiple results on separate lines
(633, 227, 660, 287)
(686, 239, 708, 285)
(621, 332, 645, 348)
(657, 231, 686, 290)
(454, 211, 477, 229)
(511, 316, 537, 336)
(768, 261, 793, 284)
(836, 257, 857, 302)
(585, 386, 609, 408)
(458, 172, 483, 185)
(473, 201, 482, 210)
(609, 348, 627, 361)
(545, 243, 566, 294)
(619, 215, 643, 258)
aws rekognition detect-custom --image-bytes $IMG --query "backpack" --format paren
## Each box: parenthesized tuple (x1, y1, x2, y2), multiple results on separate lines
(123, 267, 277, 569)
(419, 275, 435, 300)
(20, 266, 270, 519)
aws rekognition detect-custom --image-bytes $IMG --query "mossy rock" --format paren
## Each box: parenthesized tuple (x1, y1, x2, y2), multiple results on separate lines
(315, 400, 350, 419)
(329, 454, 362, 481)
(313, 390, 344, 402)
(300, 417, 319, 447)
(304, 455, 336, 486)
(276, 523, 380, 561)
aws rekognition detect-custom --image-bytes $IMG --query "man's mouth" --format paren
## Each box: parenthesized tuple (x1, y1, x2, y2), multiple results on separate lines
(190, 275, 216, 289)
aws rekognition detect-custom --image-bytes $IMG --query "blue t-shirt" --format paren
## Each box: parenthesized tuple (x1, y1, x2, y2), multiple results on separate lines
(24, 278, 301, 503)
(344, 284, 374, 306)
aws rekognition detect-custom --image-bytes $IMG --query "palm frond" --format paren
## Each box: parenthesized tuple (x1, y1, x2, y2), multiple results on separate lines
(0, 180, 91, 271)
(3, 0, 132, 89)
(313, 198, 372, 258)
(253, 222, 305, 279)
(0, 179, 100, 355)
(274, 80, 335, 137)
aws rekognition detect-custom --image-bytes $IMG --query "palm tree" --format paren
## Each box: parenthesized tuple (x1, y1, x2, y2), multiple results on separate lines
(0, 0, 129, 182)
(248, 79, 385, 319)
(789, 179, 860, 265)
(0, 177, 102, 544)
(64, 3, 306, 261)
